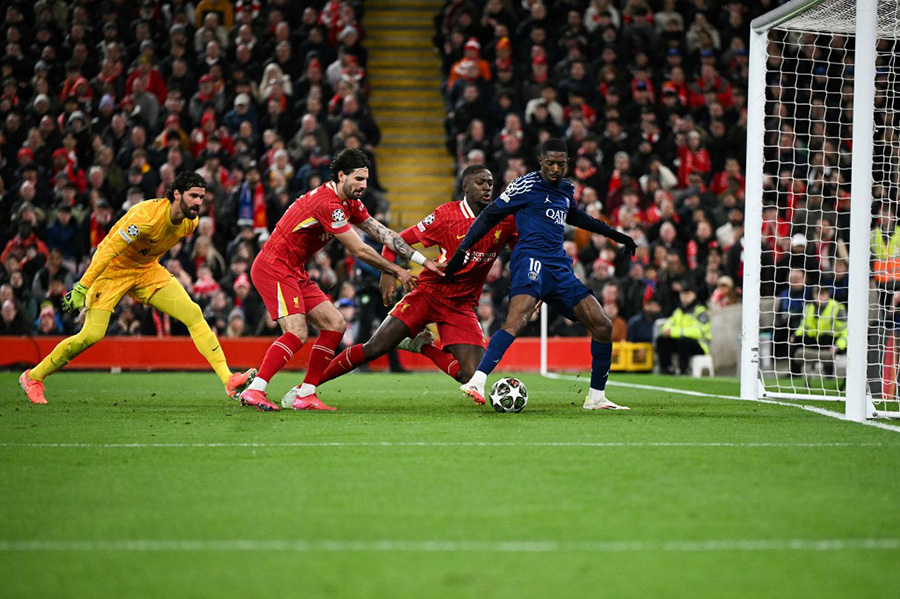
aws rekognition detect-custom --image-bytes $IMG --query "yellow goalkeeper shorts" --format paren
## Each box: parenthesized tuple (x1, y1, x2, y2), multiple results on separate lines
(84, 263, 176, 312)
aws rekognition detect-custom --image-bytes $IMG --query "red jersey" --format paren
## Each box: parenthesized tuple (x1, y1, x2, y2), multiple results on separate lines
(258, 181, 370, 271)
(413, 199, 517, 305)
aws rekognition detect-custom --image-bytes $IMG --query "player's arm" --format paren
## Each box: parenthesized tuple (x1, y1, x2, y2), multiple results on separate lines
(565, 205, 637, 255)
(335, 229, 418, 293)
(444, 201, 510, 278)
(358, 216, 443, 276)
(63, 221, 140, 313)
(380, 225, 423, 306)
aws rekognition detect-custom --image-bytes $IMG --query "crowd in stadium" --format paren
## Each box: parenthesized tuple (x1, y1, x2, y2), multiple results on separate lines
(0, 0, 390, 342)
(437, 0, 762, 368)
(0, 0, 768, 372)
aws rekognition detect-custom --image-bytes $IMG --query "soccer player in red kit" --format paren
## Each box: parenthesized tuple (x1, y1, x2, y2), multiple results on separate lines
(313, 165, 517, 398)
(239, 149, 443, 411)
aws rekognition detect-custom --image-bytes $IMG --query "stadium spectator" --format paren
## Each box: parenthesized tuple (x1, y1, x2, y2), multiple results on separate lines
(656, 283, 712, 375)
(627, 296, 662, 343)
(789, 286, 847, 378)
(34, 300, 63, 335)
(0, 297, 30, 335)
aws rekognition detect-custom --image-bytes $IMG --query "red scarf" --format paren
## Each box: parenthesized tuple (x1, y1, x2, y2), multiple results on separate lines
(252, 182, 267, 232)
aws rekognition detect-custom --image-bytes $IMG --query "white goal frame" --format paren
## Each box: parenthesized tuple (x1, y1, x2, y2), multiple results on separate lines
(741, 0, 895, 420)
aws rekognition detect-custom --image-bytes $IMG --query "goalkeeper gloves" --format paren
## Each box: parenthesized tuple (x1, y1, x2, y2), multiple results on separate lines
(62, 282, 89, 314)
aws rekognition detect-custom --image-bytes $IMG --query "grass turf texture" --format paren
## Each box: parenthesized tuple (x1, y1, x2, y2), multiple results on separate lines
(1, 371, 899, 598)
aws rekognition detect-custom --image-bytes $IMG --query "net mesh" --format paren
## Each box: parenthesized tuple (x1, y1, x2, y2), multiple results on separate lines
(755, 0, 900, 410)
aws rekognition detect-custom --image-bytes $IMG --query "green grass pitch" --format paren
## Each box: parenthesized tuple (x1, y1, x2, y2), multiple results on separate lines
(2, 370, 900, 598)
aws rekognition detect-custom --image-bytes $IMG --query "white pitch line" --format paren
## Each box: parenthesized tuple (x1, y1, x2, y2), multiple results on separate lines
(0, 441, 893, 449)
(0, 538, 897, 553)
(544, 373, 900, 434)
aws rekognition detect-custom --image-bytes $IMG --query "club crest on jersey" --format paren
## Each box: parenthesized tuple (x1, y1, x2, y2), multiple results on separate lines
(332, 209, 347, 228)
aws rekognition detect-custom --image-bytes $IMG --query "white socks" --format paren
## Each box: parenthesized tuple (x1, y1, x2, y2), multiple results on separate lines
(469, 371, 487, 388)
(247, 377, 268, 392)
(588, 388, 606, 402)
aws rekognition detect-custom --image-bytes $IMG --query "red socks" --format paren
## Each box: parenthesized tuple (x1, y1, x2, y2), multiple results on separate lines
(303, 330, 344, 387)
(421, 343, 461, 380)
(320, 343, 366, 384)
(318, 340, 462, 384)
(258, 332, 305, 382)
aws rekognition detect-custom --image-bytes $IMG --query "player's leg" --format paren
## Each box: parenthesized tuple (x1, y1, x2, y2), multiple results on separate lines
(432, 306, 487, 382)
(147, 279, 259, 397)
(280, 299, 344, 410)
(21, 308, 112, 403)
(319, 288, 444, 388)
(461, 293, 539, 404)
(22, 273, 128, 403)
(571, 293, 630, 410)
(319, 315, 413, 385)
(442, 344, 484, 382)
(241, 312, 307, 410)
(239, 261, 314, 410)
(144, 279, 231, 386)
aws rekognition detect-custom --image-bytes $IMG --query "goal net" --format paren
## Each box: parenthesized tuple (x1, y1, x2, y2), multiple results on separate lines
(743, 0, 900, 419)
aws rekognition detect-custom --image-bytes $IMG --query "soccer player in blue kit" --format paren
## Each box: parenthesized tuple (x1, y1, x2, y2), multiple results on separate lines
(443, 138, 638, 409)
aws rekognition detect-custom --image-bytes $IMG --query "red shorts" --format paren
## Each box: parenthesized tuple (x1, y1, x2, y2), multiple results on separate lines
(388, 286, 485, 348)
(251, 258, 331, 320)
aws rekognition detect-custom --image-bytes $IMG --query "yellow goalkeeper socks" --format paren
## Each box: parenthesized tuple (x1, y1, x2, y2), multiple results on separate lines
(30, 309, 111, 381)
(187, 320, 232, 386)
(148, 280, 232, 387)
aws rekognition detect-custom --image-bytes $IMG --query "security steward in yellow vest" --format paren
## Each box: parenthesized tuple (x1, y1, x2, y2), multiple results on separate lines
(789, 285, 848, 377)
(656, 283, 712, 375)
(872, 204, 900, 287)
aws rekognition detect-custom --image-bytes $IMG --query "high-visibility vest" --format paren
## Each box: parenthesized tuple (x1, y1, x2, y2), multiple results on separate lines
(871, 227, 900, 283)
(795, 299, 848, 350)
(660, 304, 712, 354)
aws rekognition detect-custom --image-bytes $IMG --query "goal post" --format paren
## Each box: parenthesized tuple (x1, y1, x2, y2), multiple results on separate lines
(743, 0, 900, 420)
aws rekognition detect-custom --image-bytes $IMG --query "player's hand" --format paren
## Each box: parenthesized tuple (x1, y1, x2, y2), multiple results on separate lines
(423, 258, 445, 276)
(396, 268, 418, 293)
(379, 273, 397, 306)
(444, 251, 465, 282)
(616, 233, 638, 256)
(62, 281, 89, 314)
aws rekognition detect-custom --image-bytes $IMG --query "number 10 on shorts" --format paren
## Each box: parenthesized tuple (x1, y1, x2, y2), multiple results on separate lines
(528, 258, 541, 281)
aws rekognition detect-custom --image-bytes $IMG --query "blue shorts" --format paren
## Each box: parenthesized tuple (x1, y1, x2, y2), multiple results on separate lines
(508, 255, 592, 320)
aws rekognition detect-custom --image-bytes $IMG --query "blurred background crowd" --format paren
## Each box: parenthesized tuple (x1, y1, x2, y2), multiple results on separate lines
(437, 0, 762, 344)
(0, 0, 395, 346)
(0, 1, 773, 366)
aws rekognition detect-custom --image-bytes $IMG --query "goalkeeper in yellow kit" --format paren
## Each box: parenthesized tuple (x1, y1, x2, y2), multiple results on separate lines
(18, 171, 255, 404)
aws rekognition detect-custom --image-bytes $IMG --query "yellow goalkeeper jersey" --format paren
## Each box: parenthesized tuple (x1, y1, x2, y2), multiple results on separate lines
(80, 198, 197, 286)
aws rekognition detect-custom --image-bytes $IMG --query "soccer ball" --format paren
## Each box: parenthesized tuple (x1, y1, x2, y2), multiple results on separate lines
(489, 377, 528, 413)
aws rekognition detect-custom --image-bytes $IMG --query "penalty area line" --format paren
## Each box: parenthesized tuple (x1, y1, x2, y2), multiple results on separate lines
(0, 538, 898, 553)
(543, 373, 900, 433)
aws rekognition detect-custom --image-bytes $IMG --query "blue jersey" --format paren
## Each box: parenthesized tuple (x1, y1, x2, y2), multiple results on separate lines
(490, 172, 592, 317)
(494, 171, 574, 266)
(447, 169, 625, 317)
